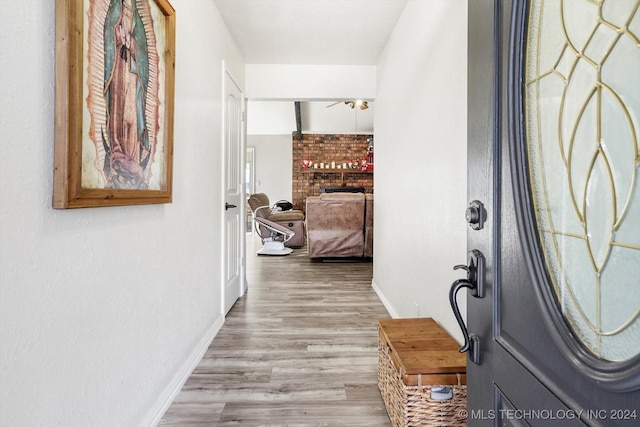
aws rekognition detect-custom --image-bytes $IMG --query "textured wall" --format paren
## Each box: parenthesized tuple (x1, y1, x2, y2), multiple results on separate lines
(245, 64, 376, 99)
(248, 134, 293, 204)
(0, 1, 244, 425)
(373, 0, 468, 343)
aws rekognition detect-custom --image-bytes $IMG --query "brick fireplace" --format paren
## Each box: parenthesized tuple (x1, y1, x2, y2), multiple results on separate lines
(292, 133, 373, 211)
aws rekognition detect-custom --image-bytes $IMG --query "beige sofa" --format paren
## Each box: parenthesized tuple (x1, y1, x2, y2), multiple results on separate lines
(305, 193, 373, 258)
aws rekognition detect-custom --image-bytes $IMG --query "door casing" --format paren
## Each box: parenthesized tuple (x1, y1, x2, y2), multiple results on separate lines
(222, 64, 246, 315)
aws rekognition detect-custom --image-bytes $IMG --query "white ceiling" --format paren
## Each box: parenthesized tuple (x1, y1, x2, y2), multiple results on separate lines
(213, 0, 409, 65)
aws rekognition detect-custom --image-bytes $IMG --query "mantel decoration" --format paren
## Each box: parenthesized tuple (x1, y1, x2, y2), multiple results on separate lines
(53, 0, 176, 208)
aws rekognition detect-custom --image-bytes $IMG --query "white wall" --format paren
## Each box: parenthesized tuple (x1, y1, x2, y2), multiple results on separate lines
(245, 100, 293, 202)
(302, 102, 374, 133)
(248, 135, 294, 203)
(373, 0, 468, 342)
(246, 64, 376, 100)
(0, 1, 244, 426)
(247, 101, 296, 135)
(247, 101, 374, 135)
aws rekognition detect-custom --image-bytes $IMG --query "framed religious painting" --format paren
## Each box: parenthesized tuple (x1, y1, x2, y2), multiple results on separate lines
(54, 0, 175, 208)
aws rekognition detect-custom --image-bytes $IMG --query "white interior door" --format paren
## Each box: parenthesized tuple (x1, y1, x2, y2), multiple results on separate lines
(223, 68, 245, 315)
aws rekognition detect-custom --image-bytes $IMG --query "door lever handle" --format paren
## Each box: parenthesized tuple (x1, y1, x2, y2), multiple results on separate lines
(449, 278, 474, 353)
(448, 249, 486, 365)
(225, 202, 237, 210)
(457, 249, 485, 298)
(449, 278, 481, 364)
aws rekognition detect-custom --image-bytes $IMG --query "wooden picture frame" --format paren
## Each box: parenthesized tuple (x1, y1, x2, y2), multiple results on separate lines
(54, 0, 175, 208)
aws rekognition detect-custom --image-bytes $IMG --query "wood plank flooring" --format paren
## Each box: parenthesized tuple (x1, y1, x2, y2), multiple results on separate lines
(159, 235, 392, 426)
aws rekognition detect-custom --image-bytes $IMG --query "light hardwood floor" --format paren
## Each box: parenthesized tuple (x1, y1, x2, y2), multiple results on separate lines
(159, 235, 392, 426)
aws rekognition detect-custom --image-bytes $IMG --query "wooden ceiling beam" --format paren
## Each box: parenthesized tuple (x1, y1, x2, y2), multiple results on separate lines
(294, 101, 302, 140)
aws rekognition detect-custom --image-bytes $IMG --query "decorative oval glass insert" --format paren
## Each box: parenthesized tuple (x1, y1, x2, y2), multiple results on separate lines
(524, 0, 640, 362)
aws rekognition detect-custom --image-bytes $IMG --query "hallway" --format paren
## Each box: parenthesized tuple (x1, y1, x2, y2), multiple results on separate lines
(159, 236, 392, 426)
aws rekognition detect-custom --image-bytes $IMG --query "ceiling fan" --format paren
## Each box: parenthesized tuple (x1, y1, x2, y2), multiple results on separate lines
(326, 100, 369, 110)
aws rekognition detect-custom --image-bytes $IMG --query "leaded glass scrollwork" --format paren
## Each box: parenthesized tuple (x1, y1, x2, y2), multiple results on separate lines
(525, 0, 640, 361)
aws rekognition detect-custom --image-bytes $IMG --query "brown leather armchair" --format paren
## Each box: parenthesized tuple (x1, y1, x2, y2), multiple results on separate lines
(247, 193, 305, 248)
(305, 192, 373, 258)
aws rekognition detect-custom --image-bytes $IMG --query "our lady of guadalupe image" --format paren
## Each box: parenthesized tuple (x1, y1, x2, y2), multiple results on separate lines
(84, 0, 166, 190)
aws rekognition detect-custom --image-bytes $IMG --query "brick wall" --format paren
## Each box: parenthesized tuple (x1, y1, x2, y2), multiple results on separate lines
(292, 133, 373, 211)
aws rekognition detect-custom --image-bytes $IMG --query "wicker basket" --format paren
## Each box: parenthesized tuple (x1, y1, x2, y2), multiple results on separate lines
(377, 319, 467, 427)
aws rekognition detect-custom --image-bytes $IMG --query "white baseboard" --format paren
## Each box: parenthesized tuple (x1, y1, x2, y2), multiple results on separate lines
(144, 315, 225, 427)
(371, 278, 399, 319)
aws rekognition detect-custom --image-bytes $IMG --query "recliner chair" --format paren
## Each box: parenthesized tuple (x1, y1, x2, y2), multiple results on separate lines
(305, 192, 373, 258)
(247, 193, 305, 252)
(251, 215, 296, 256)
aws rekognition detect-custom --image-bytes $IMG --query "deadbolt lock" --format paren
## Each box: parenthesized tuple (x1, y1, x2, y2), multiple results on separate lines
(466, 200, 486, 230)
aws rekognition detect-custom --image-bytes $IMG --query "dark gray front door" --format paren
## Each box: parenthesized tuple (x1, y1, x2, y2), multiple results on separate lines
(462, 1, 640, 425)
